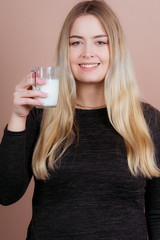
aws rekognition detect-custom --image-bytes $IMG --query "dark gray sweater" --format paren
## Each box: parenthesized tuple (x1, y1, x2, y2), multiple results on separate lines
(0, 104, 160, 240)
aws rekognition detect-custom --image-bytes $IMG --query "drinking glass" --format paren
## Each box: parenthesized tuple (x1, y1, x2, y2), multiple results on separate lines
(31, 66, 59, 108)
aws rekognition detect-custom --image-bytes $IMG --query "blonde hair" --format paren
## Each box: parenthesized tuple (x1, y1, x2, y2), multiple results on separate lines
(32, 0, 160, 180)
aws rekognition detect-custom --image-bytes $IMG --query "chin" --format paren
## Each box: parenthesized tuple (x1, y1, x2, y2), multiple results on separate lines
(76, 79, 104, 84)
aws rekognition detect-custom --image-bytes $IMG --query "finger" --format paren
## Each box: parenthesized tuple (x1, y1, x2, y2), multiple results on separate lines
(15, 89, 48, 99)
(16, 75, 46, 90)
(30, 70, 40, 77)
(30, 71, 48, 86)
(14, 97, 43, 107)
(30, 70, 40, 79)
(15, 73, 34, 90)
(34, 78, 47, 86)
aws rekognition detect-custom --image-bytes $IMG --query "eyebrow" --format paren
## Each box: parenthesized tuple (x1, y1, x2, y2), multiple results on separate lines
(69, 34, 108, 39)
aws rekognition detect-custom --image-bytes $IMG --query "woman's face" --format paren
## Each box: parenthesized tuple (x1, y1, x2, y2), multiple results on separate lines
(69, 14, 110, 85)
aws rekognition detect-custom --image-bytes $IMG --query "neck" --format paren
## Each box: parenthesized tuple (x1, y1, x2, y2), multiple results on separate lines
(76, 81, 105, 109)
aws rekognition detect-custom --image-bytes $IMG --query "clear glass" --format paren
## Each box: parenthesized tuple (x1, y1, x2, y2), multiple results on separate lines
(31, 66, 59, 108)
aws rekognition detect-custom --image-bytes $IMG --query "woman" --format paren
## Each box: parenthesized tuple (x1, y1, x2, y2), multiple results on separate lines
(0, 0, 160, 239)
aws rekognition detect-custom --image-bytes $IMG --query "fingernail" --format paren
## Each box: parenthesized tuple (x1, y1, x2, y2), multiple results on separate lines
(37, 101, 42, 105)
(43, 93, 48, 97)
(41, 79, 47, 84)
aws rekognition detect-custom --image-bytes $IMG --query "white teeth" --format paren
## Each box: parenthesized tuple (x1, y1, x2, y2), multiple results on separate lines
(80, 64, 99, 68)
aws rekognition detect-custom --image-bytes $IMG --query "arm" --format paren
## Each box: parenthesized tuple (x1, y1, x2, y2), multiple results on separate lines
(145, 178, 160, 239)
(0, 108, 42, 205)
(0, 71, 46, 205)
(144, 105, 160, 239)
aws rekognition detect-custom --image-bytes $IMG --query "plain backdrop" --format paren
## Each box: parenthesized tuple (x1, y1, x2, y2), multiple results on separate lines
(0, 0, 159, 239)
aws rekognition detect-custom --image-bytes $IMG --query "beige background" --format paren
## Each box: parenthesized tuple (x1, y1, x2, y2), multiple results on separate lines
(0, 0, 159, 239)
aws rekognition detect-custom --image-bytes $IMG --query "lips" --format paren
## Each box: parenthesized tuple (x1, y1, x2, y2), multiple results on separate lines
(79, 63, 100, 70)
(79, 63, 99, 68)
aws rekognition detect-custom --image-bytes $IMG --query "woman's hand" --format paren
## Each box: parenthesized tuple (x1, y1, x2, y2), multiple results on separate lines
(8, 71, 47, 131)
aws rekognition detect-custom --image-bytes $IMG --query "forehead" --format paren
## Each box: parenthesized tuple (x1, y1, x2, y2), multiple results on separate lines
(70, 14, 106, 36)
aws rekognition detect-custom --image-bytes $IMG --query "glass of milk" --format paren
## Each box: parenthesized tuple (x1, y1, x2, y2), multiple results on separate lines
(31, 66, 59, 108)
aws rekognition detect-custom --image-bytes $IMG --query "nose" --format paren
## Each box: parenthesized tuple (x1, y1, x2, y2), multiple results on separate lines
(82, 43, 94, 58)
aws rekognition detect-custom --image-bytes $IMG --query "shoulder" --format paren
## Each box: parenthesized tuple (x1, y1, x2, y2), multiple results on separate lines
(141, 102, 159, 118)
(141, 102, 160, 159)
(141, 102, 160, 131)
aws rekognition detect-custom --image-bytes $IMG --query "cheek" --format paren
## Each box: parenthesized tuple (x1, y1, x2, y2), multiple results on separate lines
(97, 47, 110, 62)
(101, 51, 110, 63)
(69, 49, 73, 64)
(69, 49, 79, 64)
(69, 51, 77, 76)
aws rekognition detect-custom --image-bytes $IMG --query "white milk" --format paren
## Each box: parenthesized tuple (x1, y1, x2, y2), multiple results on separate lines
(35, 78, 59, 107)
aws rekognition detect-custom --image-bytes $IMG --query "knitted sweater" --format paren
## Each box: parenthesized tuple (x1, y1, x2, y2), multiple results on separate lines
(0, 104, 160, 240)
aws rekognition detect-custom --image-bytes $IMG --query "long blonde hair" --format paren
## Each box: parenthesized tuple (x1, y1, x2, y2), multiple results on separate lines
(32, 0, 160, 180)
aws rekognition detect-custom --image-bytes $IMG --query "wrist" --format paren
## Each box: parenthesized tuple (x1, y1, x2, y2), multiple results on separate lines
(8, 112, 27, 131)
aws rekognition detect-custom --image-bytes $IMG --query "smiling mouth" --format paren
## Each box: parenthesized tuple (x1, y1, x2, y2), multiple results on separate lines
(79, 63, 100, 69)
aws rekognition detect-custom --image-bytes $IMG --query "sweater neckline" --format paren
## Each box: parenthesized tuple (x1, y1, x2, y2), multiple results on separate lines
(75, 107, 107, 111)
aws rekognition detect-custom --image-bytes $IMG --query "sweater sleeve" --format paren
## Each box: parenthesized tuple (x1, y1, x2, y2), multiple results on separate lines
(144, 105, 160, 239)
(0, 108, 42, 206)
